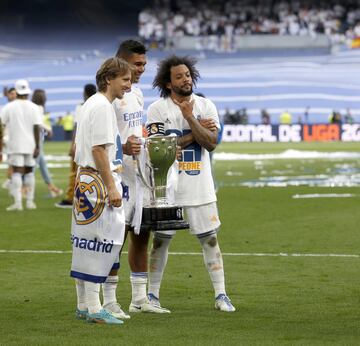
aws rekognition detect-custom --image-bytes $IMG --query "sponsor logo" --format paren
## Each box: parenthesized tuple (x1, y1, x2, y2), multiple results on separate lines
(210, 215, 218, 223)
(178, 161, 202, 171)
(73, 170, 106, 225)
(123, 110, 143, 128)
(166, 128, 202, 175)
(71, 234, 114, 253)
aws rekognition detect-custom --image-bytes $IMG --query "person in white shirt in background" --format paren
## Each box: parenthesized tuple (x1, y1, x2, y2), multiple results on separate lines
(70, 57, 131, 325)
(55, 84, 97, 209)
(0, 80, 41, 211)
(31, 89, 63, 198)
(1, 87, 17, 190)
(146, 55, 236, 313)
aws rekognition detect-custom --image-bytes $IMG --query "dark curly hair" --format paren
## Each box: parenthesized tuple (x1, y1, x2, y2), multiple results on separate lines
(153, 55, 200, 98)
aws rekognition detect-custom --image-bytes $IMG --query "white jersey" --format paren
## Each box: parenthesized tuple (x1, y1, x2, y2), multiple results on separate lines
(74, 103, 83, 124)
(0, 99, 42, 154)
(146, 94, 220, 206)
(36, 105, 52, 140)
(75, 93, 122, 171)
(113, 86, 144, 184)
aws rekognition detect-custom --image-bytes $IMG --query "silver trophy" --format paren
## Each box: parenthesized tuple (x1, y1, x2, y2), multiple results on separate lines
(136, 135, 189, 231)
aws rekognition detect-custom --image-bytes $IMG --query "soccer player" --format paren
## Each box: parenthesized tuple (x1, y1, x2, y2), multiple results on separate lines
(0, 80, 41, 211)
(102, 39, 169, 317)
(70, 57, 131, 325)
(146, 55, 235, 312)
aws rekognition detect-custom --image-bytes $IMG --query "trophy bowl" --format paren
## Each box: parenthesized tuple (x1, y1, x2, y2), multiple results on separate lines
(136, 135, 189, 231)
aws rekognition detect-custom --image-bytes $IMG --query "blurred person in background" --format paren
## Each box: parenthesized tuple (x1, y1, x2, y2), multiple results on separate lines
(239, 107, 248, 124)
(1, 86, 17, 190)
(345, 108, 354, 124)
(60, 111, 75, 140)
(3, 87, 17, 102)
(31, 89, 63, 198)
(261, 109, 271, 125)
(55, 84, 97, 209)
(280, 110, 292, 124)
(0, 79, 41, 211)
(304, 107, 310, 124)
(329, 110, 342, 124)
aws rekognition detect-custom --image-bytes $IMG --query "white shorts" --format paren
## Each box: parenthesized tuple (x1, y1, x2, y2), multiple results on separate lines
(8, 153, 35, 167)
(70, 168, 125, 283)
(155, 202, 221, 237)
(121, 176, 151, 229)
(121, 179, 136, 226)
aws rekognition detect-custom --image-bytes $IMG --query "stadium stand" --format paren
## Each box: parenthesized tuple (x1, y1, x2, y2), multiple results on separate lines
(139, 0, 360, 50)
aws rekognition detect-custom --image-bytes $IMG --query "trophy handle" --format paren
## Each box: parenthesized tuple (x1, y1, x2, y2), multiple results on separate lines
(135, 143, 156, 203)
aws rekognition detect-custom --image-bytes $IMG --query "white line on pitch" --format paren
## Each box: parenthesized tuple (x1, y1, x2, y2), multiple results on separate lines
(0, 249, 358, 258)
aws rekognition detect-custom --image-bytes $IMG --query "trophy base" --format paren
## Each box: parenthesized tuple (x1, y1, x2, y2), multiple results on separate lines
(141, 206, 189, 232)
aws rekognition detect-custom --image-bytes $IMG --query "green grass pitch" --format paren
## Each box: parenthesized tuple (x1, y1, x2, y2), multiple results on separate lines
(0, 141, 359, 345)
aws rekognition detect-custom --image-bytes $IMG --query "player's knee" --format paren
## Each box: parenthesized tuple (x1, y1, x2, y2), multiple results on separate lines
(130, 230, 150, 249)
(109, 268, 119, 276)
(207, 236, 217, 247)
(152, 237, 163, 250)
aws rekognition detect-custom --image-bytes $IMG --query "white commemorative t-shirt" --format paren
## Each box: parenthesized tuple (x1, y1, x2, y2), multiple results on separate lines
(112, 86, 144, 183)
(146, 94, 220, 206)
(75, 93, 122, 171)
(0, 99, 42, 154)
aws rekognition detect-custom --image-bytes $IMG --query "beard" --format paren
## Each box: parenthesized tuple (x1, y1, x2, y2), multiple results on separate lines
(172, 85, 193, 97)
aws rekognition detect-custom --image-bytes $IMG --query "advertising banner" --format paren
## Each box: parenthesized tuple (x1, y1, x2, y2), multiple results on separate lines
(222, 124, 360, 142)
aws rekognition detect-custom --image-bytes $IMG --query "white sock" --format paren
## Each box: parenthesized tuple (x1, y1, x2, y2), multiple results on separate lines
(84, 281, 102, 314)
(148, 234, 172, 299)
(130, 272, 148, 305)
(24, 172, 35, 202)
(198, 233, 226, 298)
(102, 275, 118, 306)
(11, 172, 22, 205)
(75, 279, 87, 311)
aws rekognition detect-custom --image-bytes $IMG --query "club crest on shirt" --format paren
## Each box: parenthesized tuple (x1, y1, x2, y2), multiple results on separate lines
(73, 169, 106, 225)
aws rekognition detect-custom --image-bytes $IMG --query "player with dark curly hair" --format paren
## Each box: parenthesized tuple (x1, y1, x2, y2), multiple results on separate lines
(146, 55, 235, 313)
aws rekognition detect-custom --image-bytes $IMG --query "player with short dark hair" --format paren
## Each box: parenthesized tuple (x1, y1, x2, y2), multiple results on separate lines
(102, 39, 170, 318)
